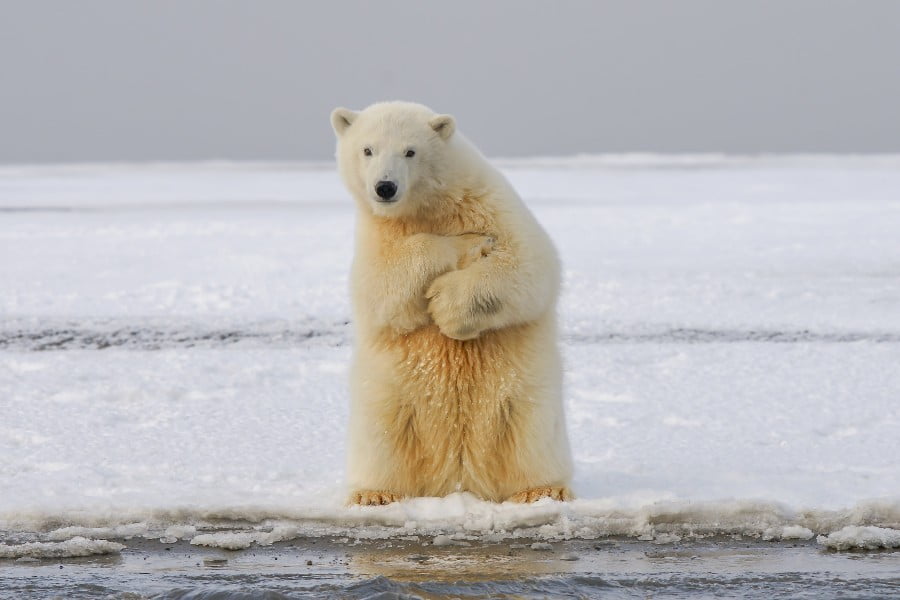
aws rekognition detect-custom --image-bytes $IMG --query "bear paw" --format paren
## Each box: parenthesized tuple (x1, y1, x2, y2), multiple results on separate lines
(506, 486, 572, 503)
(349, 490, 404, 506)
(426, 270, 499, 340)
(454, 233, 494, 269)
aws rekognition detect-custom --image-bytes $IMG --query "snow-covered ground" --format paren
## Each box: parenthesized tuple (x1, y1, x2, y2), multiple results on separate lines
(1, 157, 899, 556)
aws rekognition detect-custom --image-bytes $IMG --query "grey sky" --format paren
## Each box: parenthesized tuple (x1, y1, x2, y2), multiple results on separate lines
(2, 0, 899, 163)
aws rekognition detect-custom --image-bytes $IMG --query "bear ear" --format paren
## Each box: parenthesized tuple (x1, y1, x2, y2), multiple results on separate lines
(429, 114, 456, 141)
(331, 107, 358, 137)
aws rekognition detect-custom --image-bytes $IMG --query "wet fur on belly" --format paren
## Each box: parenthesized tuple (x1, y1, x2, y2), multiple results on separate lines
(373, 324, 538, 501)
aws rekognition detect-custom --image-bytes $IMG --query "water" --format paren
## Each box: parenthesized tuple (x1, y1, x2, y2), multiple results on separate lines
(2, 538, 898, 599)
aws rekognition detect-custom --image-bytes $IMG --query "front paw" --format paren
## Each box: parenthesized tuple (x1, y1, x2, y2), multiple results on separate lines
(454, 233, 495, 269)
(425, 271, 500, 340)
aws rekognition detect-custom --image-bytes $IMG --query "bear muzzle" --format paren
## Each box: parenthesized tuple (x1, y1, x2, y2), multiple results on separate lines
(375, 180, 398, 202)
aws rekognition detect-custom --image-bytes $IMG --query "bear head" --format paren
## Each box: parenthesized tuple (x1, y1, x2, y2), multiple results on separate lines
(331, 101, 456, 218)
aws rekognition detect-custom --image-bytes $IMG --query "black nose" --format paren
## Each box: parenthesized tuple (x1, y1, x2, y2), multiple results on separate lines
(375, 180, 397, 201)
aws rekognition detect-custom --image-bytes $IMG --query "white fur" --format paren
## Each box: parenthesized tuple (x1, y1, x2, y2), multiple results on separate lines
(332, 101, 573, 504)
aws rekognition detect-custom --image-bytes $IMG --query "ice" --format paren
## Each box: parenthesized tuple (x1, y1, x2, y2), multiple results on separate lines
(192, 532, 262, 551)
(163, 524, 198, 541)
(817, 526, 900, 551)
(0, 537, 124, 559)
(46, 523, 149, 541)
(1, 157, 899, 547)
(764, 526, 815, 541)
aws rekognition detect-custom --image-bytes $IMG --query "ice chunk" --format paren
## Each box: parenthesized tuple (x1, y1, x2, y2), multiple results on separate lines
(0, 537, 124, 559)
(190, 532, 256, 550)
(817, 526, 900, 551)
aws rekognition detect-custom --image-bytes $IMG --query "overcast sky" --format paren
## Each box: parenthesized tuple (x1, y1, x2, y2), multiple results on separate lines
(2, 0, 899, 163)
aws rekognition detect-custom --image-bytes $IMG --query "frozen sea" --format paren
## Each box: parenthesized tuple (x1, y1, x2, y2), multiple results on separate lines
(1, 156, 899, 598)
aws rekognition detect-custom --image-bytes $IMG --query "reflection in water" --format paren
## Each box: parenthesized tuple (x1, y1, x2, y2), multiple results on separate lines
(347, 540, 578, 583)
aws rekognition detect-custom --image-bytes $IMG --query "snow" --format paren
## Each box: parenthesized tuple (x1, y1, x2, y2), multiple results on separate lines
(1, 157, 899, 550)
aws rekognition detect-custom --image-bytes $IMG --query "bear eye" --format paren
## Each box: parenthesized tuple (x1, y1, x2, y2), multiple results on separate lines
(405, 149, 415, 158)
(363, 147, 372, 157)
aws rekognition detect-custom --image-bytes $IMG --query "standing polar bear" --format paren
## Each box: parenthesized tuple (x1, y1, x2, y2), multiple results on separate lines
(331, 101, 572, 505)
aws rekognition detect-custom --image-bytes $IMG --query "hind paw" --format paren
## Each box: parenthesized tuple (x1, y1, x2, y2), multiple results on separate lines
(506, 486, 572, 503)
(349, 490, 404, 506)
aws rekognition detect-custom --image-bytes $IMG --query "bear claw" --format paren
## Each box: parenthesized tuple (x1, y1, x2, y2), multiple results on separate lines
(350, 490, 404, 506)
(506, 486, 572, 503)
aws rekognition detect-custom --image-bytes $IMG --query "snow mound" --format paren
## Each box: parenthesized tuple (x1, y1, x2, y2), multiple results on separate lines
(0, 536, 124, 559)
(817, 526, 900, 551)
(5, 495, 900, 550)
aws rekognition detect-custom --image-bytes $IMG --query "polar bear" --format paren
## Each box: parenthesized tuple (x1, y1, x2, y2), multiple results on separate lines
(331, 101, 572, 505)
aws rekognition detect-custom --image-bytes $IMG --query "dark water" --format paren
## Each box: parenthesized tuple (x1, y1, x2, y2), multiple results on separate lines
(152, 574, 900, 600)
(2, 539, 899, 599)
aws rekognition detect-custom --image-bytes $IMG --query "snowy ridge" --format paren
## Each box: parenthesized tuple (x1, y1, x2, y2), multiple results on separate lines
(3, 319, 898, 351)
(3, 154, 900, 210)
(2, 495, 900, 552)
(3, 153, 900, 177)
(492, 153, 900, 170)
(0, 318, 350, 351)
